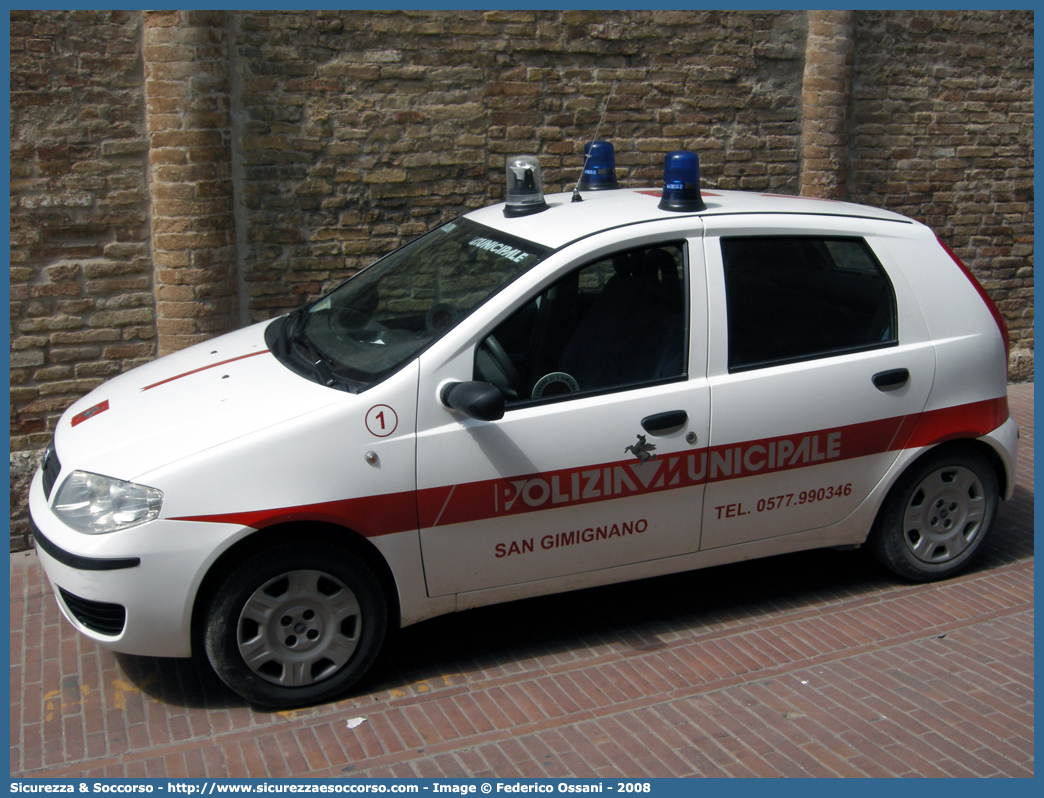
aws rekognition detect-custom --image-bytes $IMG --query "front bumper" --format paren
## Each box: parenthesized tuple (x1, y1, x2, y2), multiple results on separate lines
(28, 467, 246, 659)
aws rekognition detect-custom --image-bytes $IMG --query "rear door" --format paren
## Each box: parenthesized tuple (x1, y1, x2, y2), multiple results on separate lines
(700, 214, 936, 550)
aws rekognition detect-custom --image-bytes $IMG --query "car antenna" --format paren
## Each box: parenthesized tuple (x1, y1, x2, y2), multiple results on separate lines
(571, 79, 617, 203)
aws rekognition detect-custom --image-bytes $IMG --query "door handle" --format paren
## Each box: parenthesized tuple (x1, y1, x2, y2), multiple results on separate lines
(641, 410, 688, 436)
(873, 368, 910, 391)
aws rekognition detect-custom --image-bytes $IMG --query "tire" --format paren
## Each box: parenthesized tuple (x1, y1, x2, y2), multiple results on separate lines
(204, 541, 387, 708)
(869, 446, 998, 582)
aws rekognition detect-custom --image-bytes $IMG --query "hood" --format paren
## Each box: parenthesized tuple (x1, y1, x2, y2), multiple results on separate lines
(53, 320, 349, 482)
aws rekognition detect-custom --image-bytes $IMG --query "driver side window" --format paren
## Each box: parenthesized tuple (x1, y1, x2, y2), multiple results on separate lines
(475, 242, 688, 405)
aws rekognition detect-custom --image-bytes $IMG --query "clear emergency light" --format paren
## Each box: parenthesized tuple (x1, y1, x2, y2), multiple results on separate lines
(577, 140, 620, 191)
(504, 155, 549, 217)
(658, 150, 706, 212)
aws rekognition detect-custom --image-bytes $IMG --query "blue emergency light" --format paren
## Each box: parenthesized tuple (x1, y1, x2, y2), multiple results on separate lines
(504, 155, 549, 217)
(658, 150, 706, 212)
(577, 140, 620, 191)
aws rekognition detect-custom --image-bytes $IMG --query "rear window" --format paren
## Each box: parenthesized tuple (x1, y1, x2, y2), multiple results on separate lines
(721, 236, 897, 372)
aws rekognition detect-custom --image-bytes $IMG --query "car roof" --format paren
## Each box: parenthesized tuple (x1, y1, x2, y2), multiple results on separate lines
(465, 187, 913, 250)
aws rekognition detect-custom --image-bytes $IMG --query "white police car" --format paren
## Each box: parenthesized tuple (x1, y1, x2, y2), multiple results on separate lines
(29, 144, 1017, 707)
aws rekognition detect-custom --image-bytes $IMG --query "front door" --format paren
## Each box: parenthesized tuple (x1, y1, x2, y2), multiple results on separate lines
(415, 237, 711, 596)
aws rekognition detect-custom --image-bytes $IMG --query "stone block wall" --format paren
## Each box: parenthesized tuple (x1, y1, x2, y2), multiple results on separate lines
(8, 10, 1034, 550)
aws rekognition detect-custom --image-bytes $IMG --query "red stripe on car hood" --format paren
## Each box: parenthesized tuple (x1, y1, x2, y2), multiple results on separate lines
(141, 350, 269, 392)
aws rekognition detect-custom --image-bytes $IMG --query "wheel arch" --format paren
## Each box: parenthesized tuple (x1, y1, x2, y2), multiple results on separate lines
(876, 438, 1007, 521)
(190, 521, 401, 658)
(867, 437, 1004, 580)
(910, 438, 1007, 496)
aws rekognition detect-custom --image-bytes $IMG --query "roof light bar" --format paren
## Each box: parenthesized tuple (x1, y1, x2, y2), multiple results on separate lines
(577, 141, 620, 191)
(658, 150, 706, 213)
(504, 155, 549, 218)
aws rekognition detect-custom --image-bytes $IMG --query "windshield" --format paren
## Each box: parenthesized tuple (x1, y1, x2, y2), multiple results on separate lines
(273, 218, 550, 391)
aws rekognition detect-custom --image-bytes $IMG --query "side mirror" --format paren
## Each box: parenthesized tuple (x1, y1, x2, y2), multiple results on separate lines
(440, 381, 505, 421)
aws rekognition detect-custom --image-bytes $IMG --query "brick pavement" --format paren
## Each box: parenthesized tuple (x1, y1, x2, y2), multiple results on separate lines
(11, 384, 1034, 778)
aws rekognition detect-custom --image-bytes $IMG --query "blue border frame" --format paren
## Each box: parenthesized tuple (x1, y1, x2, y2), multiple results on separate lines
(6, 2, 1038, 788)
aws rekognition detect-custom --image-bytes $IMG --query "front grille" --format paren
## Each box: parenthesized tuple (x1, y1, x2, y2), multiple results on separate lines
(42, 440, 61, 499)
(57, 587, 126, 636)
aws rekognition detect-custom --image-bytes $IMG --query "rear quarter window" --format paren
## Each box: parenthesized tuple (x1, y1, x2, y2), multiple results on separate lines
(722, 236, 897, 372)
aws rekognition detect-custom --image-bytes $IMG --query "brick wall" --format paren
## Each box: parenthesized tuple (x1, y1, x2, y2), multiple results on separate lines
(8, 10, 1034, 550)
(800, 10, 854, 198)
(850, 10, 1034, 377)
(10, 10, 155, 549)
(233, 10, 805, 320)
(143, 10, 240, 356)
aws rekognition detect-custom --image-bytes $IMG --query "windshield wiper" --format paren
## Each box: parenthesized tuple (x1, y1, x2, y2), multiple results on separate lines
(287, 309, 354, 391)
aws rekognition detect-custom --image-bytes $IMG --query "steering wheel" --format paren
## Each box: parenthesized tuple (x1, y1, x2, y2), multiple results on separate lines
(478, 335, 522, 397)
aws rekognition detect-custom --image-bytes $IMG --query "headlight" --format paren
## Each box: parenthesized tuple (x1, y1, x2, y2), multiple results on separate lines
(52, 471, 163, 534)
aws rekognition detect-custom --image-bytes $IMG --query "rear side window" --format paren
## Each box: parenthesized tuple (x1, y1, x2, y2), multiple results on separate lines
(722, 236, 897, 372)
